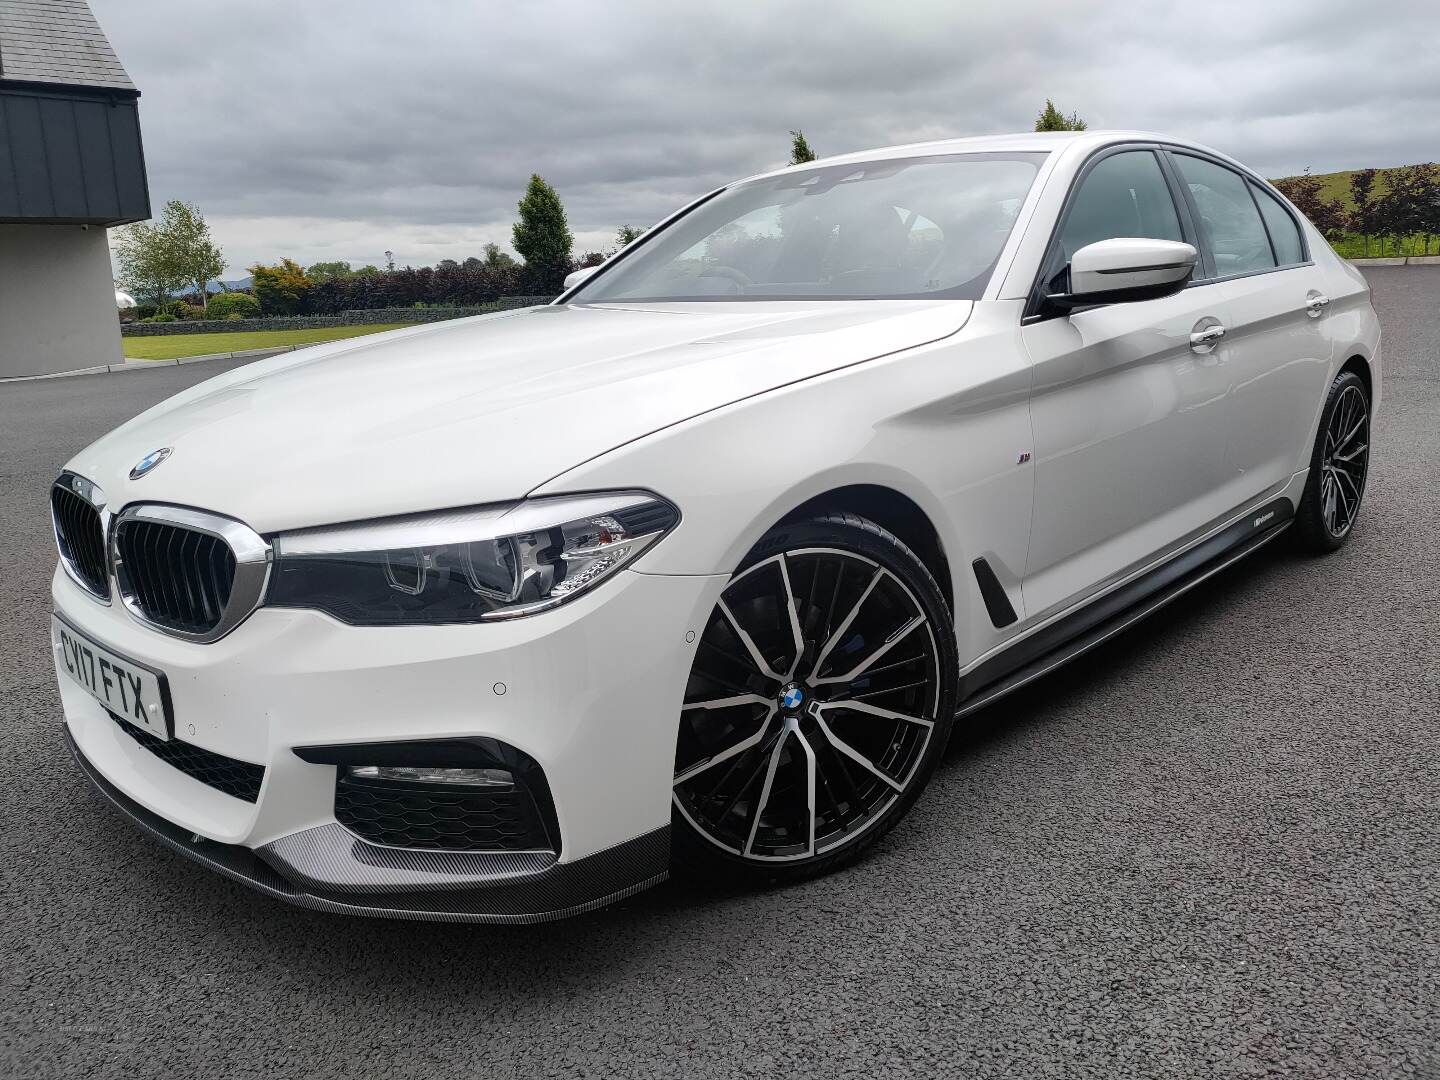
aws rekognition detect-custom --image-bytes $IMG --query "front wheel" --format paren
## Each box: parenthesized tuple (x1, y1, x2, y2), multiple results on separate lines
(670, 513, 958, 885)
(1293, 369, 1371, 553)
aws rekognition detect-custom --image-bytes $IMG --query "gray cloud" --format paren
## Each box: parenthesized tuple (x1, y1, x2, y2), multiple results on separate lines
(95, 0, 1440, 275)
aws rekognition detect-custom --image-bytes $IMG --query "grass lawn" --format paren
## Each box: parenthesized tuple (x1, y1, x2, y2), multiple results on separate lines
(123, 323, 411, 361)
(1330, 232, 1437, 260)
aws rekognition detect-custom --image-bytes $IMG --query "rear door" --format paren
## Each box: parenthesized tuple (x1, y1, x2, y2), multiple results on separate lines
(1020, 146, 1236, 618)
(1166, 153, 1335, 502)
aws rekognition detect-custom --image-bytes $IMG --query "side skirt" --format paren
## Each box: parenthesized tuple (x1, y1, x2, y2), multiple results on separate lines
(956, 496, 1294, 718)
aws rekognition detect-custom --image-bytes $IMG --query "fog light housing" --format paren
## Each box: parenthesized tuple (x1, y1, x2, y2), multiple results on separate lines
(346, 765, 514, 788)
(296, 737, 561, 853)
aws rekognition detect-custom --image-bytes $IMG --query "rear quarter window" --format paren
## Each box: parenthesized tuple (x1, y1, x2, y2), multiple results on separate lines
(1249, 181, 1306, 266)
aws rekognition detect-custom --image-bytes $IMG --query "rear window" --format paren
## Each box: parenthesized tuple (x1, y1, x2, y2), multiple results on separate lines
(1174, 155, 1276, 278)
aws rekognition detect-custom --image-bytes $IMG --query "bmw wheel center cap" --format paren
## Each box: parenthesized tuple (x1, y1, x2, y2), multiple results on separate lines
(780, 684, 805, 712)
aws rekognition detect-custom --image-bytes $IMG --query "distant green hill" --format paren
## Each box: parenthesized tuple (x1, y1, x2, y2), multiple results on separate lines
(1270, 166, 1413, 213)
(1270, 164, 1437, 258)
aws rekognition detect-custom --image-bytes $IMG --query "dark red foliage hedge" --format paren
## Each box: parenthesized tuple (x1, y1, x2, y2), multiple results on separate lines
(306, 263, 528, 314)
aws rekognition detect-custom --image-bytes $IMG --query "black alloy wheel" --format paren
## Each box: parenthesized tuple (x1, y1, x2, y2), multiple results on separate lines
(1295, 369, 1371, 552)
(671, 514, 958, 884)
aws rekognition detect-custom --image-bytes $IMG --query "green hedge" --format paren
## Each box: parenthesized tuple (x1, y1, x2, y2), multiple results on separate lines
(205, 292, 262, 320)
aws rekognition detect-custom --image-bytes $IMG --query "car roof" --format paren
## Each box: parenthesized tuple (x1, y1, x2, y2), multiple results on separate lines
(735, 130, 1239, 186)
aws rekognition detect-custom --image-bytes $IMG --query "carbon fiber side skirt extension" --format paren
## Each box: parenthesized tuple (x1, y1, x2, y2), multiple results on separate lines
(957, 496, 1295, 718)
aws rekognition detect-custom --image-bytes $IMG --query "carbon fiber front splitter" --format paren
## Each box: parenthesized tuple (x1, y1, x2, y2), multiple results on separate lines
(65, 726, 670, 924)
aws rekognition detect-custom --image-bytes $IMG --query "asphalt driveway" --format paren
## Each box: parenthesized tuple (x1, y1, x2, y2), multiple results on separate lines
(2, 270, 1436, 1079)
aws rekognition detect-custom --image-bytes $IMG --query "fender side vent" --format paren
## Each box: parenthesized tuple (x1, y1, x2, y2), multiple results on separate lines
(972, 557, 1018, 628)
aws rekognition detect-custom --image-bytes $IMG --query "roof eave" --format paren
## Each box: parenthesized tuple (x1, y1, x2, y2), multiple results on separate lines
(0, 75, 139, 98)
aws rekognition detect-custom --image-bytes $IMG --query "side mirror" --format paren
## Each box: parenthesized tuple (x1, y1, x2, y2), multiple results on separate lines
(1049, 238, 1197, 310)
(563, 265, 600, 291)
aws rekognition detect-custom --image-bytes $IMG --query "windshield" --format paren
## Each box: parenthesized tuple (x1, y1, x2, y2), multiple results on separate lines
(572, 152, 1046, 303)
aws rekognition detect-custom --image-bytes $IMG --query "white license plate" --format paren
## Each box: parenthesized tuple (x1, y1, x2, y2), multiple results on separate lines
(52, 616, 171, 741)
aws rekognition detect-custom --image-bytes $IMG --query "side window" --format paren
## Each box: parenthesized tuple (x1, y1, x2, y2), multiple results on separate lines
(1056, 150, 1184, 267)
(1249, 181, 1305, 266)
(1174, 155, 1276, 277)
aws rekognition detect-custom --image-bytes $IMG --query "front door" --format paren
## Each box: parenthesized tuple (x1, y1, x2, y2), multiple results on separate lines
(1020, 147, 1235, 619)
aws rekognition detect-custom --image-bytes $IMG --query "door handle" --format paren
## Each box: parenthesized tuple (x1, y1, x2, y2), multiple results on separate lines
(1306, 294, 1331, 317)
(1189, 324, 1227, 351)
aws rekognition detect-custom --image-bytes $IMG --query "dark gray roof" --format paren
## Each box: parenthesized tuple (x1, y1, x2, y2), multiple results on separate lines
(0, 0, 135, 91)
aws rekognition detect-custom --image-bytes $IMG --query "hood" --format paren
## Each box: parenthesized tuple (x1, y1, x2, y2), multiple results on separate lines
(69, 300, 970, 533)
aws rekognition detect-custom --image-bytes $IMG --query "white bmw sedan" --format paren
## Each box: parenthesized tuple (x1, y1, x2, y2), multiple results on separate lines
(51, 131, 1379, 922)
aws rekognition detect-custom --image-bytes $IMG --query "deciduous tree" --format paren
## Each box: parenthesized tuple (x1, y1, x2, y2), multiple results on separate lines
(160, 201, 226, 310)
(248, 258, 312, 315)
(306, 260, 354, 281)
(483, 242, 516, 268)
(1375, 163, 1440, 256)
(512, 174, 574, 293)
(113, 219, 189, 311)
(616, 225, 645, 246)
(1348, 169, 1379, 257)
(114, 200, 223, 311)
(1273, 169, 1347, 240)
(1421, 163, 1440, 255)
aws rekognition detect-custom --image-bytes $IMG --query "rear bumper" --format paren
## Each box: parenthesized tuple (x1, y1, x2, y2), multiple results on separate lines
(68, 725, 670, 923)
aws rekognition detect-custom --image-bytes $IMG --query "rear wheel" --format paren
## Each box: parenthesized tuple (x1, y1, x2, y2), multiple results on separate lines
(670, 513, 958, 885)
(1293, 369, 1371, 553)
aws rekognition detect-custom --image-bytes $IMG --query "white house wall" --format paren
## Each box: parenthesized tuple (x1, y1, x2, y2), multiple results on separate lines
(0, 223, 123, 378)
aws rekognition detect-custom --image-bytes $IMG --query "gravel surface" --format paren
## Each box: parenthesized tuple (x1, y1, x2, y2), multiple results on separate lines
(2, 270, 1436, 1079)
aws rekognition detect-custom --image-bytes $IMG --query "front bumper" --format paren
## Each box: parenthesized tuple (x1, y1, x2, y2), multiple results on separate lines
(68, 727, 670, 923)
(54, 563, 725, 922)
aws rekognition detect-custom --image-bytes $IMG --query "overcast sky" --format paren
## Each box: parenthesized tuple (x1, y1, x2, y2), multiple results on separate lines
(94, 0, 1440, 279)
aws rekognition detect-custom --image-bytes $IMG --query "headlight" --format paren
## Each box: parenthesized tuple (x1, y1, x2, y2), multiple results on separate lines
(266, 491, 678, 625)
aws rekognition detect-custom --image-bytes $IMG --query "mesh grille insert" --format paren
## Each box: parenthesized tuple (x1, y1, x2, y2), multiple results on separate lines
(116, 520, 236, 635)
(51, 484, 109, 597)
(336, 777, 553, 852)
(108, 709, 265, 802)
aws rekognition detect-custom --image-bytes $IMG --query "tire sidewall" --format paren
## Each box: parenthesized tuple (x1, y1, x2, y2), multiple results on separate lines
(670, 513, 959, 885)
(1295, 369, 1369, 553)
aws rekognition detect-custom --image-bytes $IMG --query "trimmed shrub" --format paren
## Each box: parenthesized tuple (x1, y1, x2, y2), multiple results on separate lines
(206, 291, 262, 320)
(142, 313, 178, 323)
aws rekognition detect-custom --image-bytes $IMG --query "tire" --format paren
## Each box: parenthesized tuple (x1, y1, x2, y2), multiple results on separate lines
(670, 512, 959, 886)
(1292, 369, 1371, 554)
